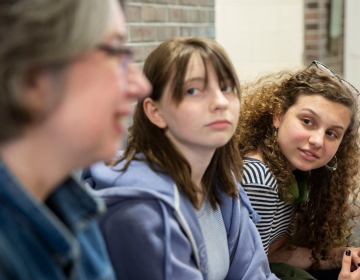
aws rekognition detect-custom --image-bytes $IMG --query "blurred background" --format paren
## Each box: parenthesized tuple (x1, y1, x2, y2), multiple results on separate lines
(125, 0, 360, 88)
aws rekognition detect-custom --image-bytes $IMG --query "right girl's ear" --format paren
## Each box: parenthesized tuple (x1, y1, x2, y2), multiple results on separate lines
(143, 97, 167, 129)
(273, 113, 283, 128)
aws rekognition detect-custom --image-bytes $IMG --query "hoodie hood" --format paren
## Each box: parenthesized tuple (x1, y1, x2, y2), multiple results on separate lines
(82, 157, 177, 205)
(82, 155, 260, 223)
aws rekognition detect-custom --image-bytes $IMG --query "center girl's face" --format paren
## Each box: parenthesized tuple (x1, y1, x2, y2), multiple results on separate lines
(273, 94, 351, 171)
(154, 52, 240, 157)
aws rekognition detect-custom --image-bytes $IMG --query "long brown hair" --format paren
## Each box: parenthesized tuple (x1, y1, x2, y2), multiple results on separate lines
(113, 37, 243, 209)
(236, 66, 360, 269)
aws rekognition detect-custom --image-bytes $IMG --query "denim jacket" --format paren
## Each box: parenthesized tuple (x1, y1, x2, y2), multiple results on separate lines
(0, 159, 116, 280)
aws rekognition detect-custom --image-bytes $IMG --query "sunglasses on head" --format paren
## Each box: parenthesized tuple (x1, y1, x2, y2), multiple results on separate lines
(308, 60, 359, 96)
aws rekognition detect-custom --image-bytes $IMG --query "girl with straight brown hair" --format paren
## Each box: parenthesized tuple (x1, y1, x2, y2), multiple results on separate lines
(83, 37, 280, 280)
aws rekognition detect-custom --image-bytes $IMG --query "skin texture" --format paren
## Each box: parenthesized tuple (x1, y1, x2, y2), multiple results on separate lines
(144, 52, 240, 205)
(339, 250, 360, 280)
(0, 1, 151, 201)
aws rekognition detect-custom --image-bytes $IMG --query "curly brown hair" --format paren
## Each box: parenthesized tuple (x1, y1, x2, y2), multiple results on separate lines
(236, 66, 360, 269)
(112, 37, 243, 210)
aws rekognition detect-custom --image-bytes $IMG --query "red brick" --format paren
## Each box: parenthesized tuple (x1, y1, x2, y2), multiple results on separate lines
(305, 34, 319, 41)
(142, 26, 157, 41)
(169, 8, 183, 22)
(129, 45, 143, 63)
(143, 6, 167, 22)
(180, 27, 195, 37)
(199, 10, 208, 22)
(129, 26, 142, 42)
(143, 44, 160, 60)
(140, 0, 159, 3)
(179, 0, 197, 5)
(157, 26, 179, 41)
(156, 0, 177, 4)
(305, 12, 319, 20)
(198, 26, 214, 38)
(129, 26, 156, 42)
(181, 9, 192, 22)
(190, 10, 199, 23)
(208, 10, 215, 22)
(306, 24, 318, 30)
(305, 44, 319, 51)
(125, 5, 141, 22)
(198, 0, 214, 6)
(307, 2, 319, 9)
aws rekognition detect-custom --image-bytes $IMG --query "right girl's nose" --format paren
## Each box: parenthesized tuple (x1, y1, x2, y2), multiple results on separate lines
(308, 130, 324, 149)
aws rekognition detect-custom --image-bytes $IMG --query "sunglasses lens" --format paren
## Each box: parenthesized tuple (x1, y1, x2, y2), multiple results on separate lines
(310, 61, 360, 95)
(341, 79, 360, 95)
(315, 62, 335, 78)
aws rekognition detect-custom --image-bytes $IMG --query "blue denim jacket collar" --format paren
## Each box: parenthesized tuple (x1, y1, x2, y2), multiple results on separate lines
(0, 159, 106, 268)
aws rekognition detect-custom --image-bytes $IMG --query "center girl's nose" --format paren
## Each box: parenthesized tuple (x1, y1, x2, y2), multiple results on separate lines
(210, 87, 229, 111)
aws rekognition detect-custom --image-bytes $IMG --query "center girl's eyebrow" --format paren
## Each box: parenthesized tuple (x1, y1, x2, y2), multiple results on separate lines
(184, 77, 205, 84)
(302, 108, 345, 131)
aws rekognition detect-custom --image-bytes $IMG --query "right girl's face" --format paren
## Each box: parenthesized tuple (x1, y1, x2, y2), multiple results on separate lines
(273, 94, 351, 171)
(154, 52, 240, 157)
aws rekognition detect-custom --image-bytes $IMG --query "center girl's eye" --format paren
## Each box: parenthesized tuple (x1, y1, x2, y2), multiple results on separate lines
(187, 88, 200, 95)
(221, 85, 233, 93)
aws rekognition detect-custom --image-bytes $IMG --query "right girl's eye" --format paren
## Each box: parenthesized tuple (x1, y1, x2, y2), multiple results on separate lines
(303, 119, 313, 126)
(187, 88, 200, 95)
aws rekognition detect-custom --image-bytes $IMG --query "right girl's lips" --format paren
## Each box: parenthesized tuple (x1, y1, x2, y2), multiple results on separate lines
(299, 149, 319, 161)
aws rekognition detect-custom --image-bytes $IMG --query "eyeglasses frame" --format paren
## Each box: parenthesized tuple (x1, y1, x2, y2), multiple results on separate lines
(97, 44, 133, 73)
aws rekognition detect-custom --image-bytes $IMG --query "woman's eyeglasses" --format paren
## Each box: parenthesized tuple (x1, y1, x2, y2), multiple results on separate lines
(97, 44, 133, 73)
(308, 60, 359, 96)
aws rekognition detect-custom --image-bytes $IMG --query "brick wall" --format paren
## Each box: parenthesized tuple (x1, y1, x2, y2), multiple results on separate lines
(124, 0, 215, 66)
(304, 0, 344, 73)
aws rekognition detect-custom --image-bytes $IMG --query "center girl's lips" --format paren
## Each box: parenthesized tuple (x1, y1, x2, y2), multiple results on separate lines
(206, 120, 231, 130)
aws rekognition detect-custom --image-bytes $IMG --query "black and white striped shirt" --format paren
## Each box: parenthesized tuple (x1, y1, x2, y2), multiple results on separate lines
(242, 158, 293, 254)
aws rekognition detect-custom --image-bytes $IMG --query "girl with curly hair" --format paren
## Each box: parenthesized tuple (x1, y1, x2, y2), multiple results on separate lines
(236, 61, 360, 280)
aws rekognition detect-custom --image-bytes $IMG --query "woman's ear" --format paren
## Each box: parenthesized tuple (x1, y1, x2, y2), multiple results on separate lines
(273, 113, 283, 128)
(21, 67, 55, 118)
(143, 97, 167, 129)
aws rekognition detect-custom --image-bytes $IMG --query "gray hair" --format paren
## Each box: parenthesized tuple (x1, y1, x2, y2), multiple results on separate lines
(0, 0, 124, 143)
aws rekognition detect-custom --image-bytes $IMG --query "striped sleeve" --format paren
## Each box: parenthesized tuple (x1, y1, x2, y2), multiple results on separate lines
(242, 159, 293, 254)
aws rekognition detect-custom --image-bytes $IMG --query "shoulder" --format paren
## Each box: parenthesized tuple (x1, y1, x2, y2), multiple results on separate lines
(83, 154, 175, 196)
(0, 219, 28, 279)
(242, 158, 277, 189)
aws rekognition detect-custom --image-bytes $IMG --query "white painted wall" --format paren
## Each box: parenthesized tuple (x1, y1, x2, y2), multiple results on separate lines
(215, 0, 304, 82)
(344, 0, 360, 90)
